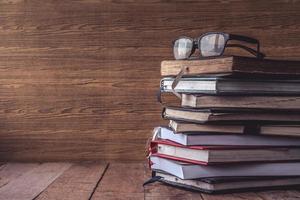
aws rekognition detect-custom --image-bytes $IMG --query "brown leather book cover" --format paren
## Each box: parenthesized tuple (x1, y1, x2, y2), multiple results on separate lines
(161, 56, 300, 77)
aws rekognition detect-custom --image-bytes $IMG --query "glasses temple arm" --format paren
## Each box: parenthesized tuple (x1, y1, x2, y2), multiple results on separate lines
(229, 34, 259, 44)
(225, 43, 265, 59)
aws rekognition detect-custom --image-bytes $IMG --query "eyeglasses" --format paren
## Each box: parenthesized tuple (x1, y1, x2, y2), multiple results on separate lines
(173, 32, 265, 60)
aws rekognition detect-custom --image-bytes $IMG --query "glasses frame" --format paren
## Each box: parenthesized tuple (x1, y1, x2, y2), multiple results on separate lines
(173, 32, 265, 59)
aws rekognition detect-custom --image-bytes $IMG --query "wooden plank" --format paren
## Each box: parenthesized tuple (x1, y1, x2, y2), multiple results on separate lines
(0, 162, 72, 200)
(0, 130, 160, 162)
(201, 192, 263, 200)
(35, 162, 108, 200)
(0, 163, 39, 188)
(91, 162, 146, 200)
(256, 190, 300, 200)
(145, 182, 203, 200)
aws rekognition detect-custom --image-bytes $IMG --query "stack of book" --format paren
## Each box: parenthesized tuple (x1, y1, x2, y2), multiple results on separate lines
(146, 56, 300, 193)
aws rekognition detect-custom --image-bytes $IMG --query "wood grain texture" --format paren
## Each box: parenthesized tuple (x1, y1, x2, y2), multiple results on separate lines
(0, 0, 300, 161)
(0, 162, 71, 200)
(0, 162, 300, 199)
(0, 163, 39, 188)
(145, 182, 203, 200)
(256, 190, 300, 200)
(201, 192, 264, 200)
(91, 163, 146, 200)
(35, 162, 108, 200)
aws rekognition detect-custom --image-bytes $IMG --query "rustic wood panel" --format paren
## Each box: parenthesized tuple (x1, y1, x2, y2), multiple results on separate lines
(256, 190, 300, 200)
(145, 182, 203, 200)
(0, 162, 300, 199)
(0, 162, 71, 200)
(0, 0, 300, 161)
(36, 162, 108, 200)
(0, 163, 39, 188)
(201, 193, 264, 200)
(91, 163, 146, 200)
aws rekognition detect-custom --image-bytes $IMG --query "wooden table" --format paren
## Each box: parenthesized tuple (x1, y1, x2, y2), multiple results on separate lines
(0, 162, 299, 200)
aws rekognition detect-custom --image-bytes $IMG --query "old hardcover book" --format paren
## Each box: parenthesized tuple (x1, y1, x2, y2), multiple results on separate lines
(161, 56, 300, 77)
(169, 120, 244, 134)
(151, 140, 300, 164)
(169, 120, 300, 137)
(260, 125, 300, 137)
(150, 156, 300, 179)
(155, 127, 300, 146)
(163, 107, 300, 124)
(161, 77, 300, 95)
(156, 172, 300, 194)
(181, 94, 300, 109)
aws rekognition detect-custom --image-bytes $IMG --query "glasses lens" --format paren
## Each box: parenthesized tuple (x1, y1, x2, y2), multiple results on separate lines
(200, 34, 225, 57)
(173, 38, 193, 60)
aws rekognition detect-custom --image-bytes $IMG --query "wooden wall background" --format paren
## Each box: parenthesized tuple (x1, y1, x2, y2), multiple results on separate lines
(0, 0, 299, 162)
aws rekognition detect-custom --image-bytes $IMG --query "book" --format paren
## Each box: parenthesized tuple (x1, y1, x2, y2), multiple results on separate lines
(170, 120, 300, 137)
(161, 77, 300, 95)
(156, 171, 300, 194)
(181, 94, 300, 110)
(161, 56, 300, 77)
(169, 120, 244, 134)
(150, 156, 300, 179)
(155, 127, 300, 146)
(151, 140, 300, 164)
(260, 125, 300, 137)
(163, 107, 300, 124)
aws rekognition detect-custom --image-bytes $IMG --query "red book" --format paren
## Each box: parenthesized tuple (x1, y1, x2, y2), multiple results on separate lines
(150, 139, 300, 165)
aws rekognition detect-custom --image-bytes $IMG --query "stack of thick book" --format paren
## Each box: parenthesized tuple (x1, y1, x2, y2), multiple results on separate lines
(147, 56, 300, 193)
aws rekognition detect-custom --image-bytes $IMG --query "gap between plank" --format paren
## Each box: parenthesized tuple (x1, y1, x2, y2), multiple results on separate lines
(31, 163, 73, 200)
(88, 163, 110, 200)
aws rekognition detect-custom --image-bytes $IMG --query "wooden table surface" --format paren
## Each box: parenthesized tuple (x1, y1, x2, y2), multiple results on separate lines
(0, 162, 300, 200)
